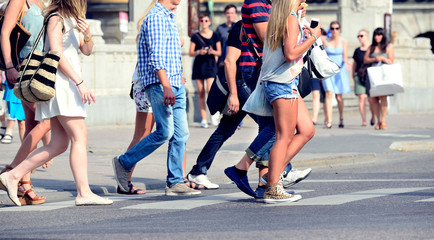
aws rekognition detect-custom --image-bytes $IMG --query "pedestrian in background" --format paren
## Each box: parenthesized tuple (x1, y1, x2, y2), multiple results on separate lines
(322, 20, 351, 128)
(215, 4, 237, 69)
(113, 0, 201, 197)
(364, 27, 395, 130)
(0, 0, 113, 206)
(352, 28, 373, 127)
(189, 14, 221, 128)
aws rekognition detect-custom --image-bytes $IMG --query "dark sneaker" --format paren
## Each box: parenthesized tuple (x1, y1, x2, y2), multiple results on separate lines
(165, 182, 202, 196)
(263, 183, 302, 204)
(255, 187, 295, 199)
(112, 156, 130, 192)
(224, 166, 256, 197)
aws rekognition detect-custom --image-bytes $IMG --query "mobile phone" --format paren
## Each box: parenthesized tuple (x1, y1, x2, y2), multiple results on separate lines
(204, 47, 209, 50)
(310, 18, 319, 28)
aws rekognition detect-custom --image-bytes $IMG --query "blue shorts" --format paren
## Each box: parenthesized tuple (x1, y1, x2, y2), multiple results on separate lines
(263, 77, 299, 103)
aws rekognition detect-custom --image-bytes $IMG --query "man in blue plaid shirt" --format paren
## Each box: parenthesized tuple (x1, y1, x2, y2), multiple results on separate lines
(113, 0, 201, 196)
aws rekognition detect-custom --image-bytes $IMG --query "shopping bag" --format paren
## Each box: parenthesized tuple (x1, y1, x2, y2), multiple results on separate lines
(242, 80, 273, 117)
(367, 63, 404, 97)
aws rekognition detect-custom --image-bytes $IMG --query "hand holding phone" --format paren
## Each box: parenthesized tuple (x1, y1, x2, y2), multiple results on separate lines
(310, 17, 319, 28)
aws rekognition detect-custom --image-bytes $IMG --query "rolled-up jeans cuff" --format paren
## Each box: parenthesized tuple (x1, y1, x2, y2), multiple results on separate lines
(245, 148, 269, 168)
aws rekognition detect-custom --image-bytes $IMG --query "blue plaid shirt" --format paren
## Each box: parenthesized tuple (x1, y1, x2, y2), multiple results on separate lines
(138, 2, 183, 88)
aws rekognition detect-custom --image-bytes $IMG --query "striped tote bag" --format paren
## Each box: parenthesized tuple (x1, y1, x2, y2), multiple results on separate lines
(14, 13, 61, 103)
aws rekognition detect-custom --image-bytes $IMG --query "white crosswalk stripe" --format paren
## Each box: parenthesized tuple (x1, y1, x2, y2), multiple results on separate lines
(0, 194, 161, 212)
(415, 198, 434, 202)
(267, 187, 434, 207)
(0, 187, 432, 211)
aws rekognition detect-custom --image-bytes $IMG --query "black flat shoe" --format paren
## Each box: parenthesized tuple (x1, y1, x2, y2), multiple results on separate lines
(339, 119, 344, 128)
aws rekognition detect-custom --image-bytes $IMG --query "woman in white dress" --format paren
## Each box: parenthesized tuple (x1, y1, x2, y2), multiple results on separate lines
(0, 0, 113, 206)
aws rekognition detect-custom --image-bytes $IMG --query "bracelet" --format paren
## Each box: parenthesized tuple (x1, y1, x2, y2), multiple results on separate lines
(76, 80, 84, 86)
(6, 66, 14, 70)
(312, 35, 318, 41)
(84, 34, 92, 44)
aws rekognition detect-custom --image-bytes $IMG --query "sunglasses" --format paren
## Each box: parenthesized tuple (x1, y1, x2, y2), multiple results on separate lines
(331, 27, 340, 31)
(357, 34, 365, 38)
(200, 19, 209, 23)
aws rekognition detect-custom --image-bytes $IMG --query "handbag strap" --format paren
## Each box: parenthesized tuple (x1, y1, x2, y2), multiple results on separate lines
(194, 32, 208, 48)
(241, 26, 261, 63)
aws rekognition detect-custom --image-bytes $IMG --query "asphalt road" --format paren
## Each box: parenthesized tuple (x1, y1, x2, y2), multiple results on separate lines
(0, 151, 433, 240)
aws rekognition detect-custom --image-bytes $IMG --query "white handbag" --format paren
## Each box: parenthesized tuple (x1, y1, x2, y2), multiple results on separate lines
(367, 63, 404, 97)
(308, 38, 341, 79)
(242, 80, 273, 117)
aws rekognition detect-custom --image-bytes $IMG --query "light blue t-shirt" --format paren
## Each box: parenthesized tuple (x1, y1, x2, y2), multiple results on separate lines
(19, 3, 44, 59)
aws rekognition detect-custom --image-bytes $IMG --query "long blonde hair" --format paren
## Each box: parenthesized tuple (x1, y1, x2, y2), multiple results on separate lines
(137, 0, 157, 31)
(44, 0, 86, 22)
(266, 0, 298, 51)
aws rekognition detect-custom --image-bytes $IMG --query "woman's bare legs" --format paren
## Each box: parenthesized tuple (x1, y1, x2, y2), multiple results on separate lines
(124, 111, 155, 193)
(324, 91, 334, 127)
(7, 102, 51, 199)
(358, 93, 367, 125)
(268, 96, 315, 185)
(370, 97, 381, 129)
(379, 96, 388, 129)
(311, 90, 320, 124)
(4, 117, 70, 200)
(336, 93, 344, 127)
(267, 97, 298, 185)
(196, 79, 207, 122)
(17, 120, 25, 142)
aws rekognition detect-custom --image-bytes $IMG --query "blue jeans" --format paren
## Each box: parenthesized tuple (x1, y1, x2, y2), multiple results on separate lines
(119, 84, 189, 187)
(247, 76, 300, 167)
(189, 68, 272, 175)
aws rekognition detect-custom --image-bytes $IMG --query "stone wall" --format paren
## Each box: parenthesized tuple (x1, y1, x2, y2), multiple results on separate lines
(388, 37, 434, 113)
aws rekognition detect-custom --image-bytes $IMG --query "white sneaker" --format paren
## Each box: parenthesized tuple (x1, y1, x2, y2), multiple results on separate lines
(200, 120, 208, 128)
(188, 174, 219, 189)
(210, 112, 220, 126)
(282, 168, 312, 188)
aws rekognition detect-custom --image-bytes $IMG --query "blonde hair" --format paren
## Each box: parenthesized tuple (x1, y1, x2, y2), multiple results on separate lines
(44, 0, 86, 22)
(136, 0, 157, 42)
(137, 0, 157, 31)
(266, 0, 298, 51)
(359, 28, 369, 36)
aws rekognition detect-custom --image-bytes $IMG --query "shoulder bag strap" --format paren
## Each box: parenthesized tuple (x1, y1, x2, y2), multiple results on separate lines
(241, 26, 261, 62)
(16, 0, 30, 24)
(195, 32, 207, 48)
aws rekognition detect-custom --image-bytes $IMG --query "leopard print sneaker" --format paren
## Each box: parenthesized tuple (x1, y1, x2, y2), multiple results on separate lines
(263, 182, 302, 204)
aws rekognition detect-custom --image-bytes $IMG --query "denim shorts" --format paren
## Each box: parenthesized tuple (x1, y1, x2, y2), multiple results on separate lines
(263, 76, 299, 103)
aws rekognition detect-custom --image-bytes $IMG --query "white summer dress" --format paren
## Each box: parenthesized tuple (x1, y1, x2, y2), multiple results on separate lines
(35, 16, 86, 121)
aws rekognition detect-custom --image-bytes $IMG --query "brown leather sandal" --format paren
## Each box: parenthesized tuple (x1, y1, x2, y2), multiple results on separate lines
(18, 181, 46, 205)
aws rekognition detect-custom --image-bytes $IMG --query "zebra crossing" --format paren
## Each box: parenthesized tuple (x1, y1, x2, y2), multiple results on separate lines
(0, 185, 432, 212)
